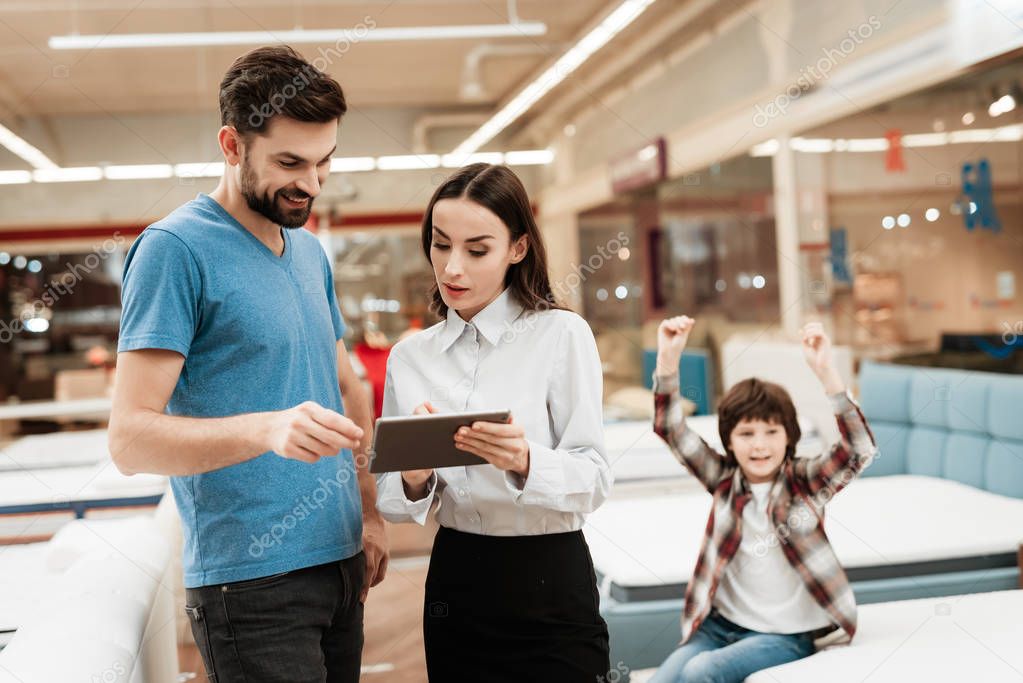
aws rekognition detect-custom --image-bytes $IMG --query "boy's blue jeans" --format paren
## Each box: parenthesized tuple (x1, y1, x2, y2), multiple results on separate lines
(648, 610, 817, 683)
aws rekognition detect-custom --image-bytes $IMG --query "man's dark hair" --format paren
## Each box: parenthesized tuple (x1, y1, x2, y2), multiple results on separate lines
(717, 378, 801, 462)
(219, 45, 347, 136)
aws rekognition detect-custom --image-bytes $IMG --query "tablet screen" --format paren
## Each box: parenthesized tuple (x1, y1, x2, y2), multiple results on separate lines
(369, 410, 512, 473)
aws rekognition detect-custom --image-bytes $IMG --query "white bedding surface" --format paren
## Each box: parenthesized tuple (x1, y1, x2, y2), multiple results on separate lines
(747, 590, 1023, 682)
(0, 430, 110, 472)
(0, 542, 50, 633)
(584, 475, 1023, 590)
(0, 516, 168, 634)
(0, 461, 166, 509)
(605, 416, 823, 485)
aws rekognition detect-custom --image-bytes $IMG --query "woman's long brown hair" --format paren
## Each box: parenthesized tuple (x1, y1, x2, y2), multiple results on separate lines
(421, 163, 564, 317)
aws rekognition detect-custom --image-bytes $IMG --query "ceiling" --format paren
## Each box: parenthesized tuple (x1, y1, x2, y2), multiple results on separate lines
(0, 0, 610, 118)
(807, 53, 1023, 139)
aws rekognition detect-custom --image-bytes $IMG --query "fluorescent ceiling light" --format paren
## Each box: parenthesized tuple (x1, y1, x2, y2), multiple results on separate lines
(0, 170, 32, 185)
(504, 149, 554, 165)
(790, 137, 834, 153)
(376, 155, 440, 170)
(104, 164, 173, 180)
(0, 123, 58, 170)
(987, 123, 1023, 142)
(845, 138, 888, 152)
(331, 157, 376, 173)
(441, 152, 505, 168)
(174, 162, 225, 178)
(0, 150, 552, 186)
(947, 129, 994, 144)
(901, 132, 949, 147)
(33, 167, 103, 183)
(750, 139, 780, 157)
(49, 23, 547, 50)
(451, 0, 657, 157)
(749, 122, 1023, 157)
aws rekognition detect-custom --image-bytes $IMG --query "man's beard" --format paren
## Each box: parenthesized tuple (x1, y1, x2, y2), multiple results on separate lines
(240, 158, 314, 229)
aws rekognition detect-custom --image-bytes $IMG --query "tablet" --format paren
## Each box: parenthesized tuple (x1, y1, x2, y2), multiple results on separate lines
(368, 410, 512, 474)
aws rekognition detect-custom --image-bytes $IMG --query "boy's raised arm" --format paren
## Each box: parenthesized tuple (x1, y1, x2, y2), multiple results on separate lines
(653, 316, 732, 492)
(792, 323, 878, 496)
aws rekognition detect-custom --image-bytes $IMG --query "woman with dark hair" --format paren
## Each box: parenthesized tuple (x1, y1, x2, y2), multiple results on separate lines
(377, 163, 612, 681)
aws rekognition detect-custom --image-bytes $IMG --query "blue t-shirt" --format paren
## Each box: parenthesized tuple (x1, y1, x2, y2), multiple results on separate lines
(118, 193, 363, 588)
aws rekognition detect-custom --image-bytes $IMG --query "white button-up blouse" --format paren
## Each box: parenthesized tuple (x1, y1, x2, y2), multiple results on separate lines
(375, 289, 612, 536)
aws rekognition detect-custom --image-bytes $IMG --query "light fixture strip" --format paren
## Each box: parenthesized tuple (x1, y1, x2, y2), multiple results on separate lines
(0, 123, 59, 170)
(0, 150, 554, 185)
(450, 0, 657, 158)
(49, 23, 548, 50)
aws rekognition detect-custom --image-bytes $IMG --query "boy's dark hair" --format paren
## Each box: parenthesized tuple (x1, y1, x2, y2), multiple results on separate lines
(717, 378, 801, 462)
(219, 45, 347, 137)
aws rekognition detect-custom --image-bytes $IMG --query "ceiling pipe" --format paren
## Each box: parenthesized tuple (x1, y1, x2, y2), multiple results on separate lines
(412, 113, 489, 154)
(461, 43, 554, 102)
(512, 0, 727, 146)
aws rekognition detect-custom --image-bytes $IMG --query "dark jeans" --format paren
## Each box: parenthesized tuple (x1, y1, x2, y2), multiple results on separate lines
(185, 552, 365, 683)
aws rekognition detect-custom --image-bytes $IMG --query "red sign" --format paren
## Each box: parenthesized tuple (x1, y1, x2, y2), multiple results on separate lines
(885, 130, 905, 172)
(610, 138, 667, 194)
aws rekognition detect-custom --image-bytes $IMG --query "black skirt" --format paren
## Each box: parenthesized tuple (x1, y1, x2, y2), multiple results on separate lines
(424, 526, 611, 683)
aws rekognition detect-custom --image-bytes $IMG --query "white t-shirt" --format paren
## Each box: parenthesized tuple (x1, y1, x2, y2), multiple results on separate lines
(713, 481, 834, 634)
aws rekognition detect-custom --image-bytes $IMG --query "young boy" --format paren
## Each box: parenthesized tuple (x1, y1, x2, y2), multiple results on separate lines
(649, 316, 877, 683)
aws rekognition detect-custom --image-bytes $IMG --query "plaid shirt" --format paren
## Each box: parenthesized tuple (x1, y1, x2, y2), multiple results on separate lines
(653, 373, 878, 648)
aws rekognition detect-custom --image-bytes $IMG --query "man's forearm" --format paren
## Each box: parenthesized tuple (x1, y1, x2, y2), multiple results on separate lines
(341, 380, 380, 519)
(109, 409, 271, 476)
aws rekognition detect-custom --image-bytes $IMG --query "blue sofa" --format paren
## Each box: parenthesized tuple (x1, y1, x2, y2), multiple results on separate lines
(857, 360, 1023, 497)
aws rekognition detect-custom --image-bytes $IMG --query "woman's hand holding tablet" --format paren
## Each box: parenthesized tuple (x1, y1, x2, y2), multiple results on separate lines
(369, 404, 513, 487)
(401, 402, 439, 500)
(453, 416, 530, 479)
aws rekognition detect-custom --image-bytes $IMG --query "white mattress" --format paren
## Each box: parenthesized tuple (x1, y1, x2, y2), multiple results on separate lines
(0, 516, 169, 635)
(585, 475, 1023, 591)
(0, 461, 166, 510)
(606, 415, 823, 485)
(0, 430, 110, 472)
(748, 590, 1023, 682)
(0, 542, 50, 634)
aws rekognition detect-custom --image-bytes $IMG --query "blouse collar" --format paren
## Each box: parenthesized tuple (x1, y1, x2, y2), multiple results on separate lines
(437, 288, 525, 352)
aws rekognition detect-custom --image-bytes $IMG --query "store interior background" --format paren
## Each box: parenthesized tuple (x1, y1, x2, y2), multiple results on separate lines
(0, 0, 1022, 680)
